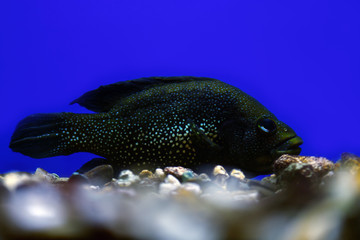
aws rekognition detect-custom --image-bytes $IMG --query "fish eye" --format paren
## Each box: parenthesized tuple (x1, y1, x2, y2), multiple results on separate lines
(257, 118, 277, 133)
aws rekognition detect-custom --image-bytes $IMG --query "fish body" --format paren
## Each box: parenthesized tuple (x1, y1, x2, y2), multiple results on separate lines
(9, 77, 303, 174)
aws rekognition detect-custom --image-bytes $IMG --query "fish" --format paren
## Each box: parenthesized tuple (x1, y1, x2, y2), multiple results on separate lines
(9, 76, 303, 175)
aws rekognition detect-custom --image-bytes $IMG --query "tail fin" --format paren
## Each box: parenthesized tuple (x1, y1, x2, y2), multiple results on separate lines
(9, 113, 69, 158)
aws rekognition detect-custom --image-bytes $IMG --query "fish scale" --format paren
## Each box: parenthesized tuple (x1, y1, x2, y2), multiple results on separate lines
(59, 98, 222, 171)
(9, 77, 303, 175)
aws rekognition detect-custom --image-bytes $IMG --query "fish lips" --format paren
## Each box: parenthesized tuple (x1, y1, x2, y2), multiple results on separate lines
(272, 136, 303, 157)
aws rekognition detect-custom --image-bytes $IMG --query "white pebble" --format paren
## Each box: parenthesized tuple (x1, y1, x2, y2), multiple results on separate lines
(154, 168, 165, 179)
(2, 172, 35, 191)
(181, 183, 202, 195)
(164, 174, 181, 186)
(159, 183, 179, 196)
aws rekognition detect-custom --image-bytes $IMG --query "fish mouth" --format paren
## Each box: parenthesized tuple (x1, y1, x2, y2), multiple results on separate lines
(272, 136, 303, 157)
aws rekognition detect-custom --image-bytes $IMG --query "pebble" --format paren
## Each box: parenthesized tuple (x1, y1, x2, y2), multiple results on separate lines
(154, 168, 166, 180)
(231, 190, 259, 202)
(198, 173, 211, 183)
(213, 165, 229, 188)
(1, 172, 35, 191)
(261, 174, 277, 186)
(226, 176, 250, 191)
(182, 171, 196, 182)
(68, 172, 90, 186)
(139, 169, 154, 179)
(276, 162, 319, 188)
(34, 168, 59, 183)
(1, 153, 359, 240)
(180, 182, 202, 195)
(340, 152, 360, 163)
(136, 178, 158, 192)
(201, 181, 225, 194)
(213, 165, 228, 177)
(158, 174, 181, 196)
(338, 153, 360, 175)
(248, 180, 276, 197)
(158, 183, 177, 196)
(164, 166, 193, 178)
(230, 169, 245, 180)
(116, 170, 140, 187)
(274, 154, 334, 178)
(164, 174, 181, 186)
(83, 164, 114, 186)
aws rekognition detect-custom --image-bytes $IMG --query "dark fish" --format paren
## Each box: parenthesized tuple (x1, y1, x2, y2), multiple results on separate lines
(9, 77, 303, 174)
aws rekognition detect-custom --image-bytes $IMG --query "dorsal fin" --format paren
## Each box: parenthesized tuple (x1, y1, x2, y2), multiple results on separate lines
(70, 76, 218, 112)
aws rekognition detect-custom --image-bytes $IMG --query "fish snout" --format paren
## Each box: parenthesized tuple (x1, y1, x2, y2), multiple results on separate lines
(273, 136, 303, 156)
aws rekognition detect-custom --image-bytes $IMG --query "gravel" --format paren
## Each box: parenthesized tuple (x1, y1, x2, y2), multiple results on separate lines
(0, 153, 360, 240)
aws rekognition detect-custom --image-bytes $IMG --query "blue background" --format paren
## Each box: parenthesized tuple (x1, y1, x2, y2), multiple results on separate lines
(1, 0, 359, 176)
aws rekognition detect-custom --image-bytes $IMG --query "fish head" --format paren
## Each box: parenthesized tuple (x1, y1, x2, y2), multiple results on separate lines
(221, 115, 303, 173)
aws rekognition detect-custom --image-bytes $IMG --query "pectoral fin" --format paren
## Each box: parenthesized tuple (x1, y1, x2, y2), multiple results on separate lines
(187, 120, 222, 151)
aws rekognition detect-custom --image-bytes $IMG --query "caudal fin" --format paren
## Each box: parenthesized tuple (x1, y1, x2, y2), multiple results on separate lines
(9, 113, 67, 158)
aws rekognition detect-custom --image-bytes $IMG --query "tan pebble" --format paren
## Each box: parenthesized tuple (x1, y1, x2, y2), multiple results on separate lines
(213, 166, 229, 188)
(213, 165, 228, 177)
(139, 170, 153, 179)
(230, 169, 245, 180)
